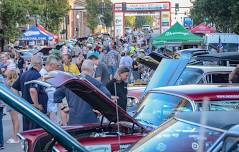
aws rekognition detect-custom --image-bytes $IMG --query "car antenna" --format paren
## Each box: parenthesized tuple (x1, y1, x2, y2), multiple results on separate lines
(114, 82, 121, 146)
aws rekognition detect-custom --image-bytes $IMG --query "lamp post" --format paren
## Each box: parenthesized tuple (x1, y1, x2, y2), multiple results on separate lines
(76, 14, 80, 38)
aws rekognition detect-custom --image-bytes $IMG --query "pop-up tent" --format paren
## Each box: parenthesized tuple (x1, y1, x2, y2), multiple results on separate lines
(37, 24, 58, 40)
(190, 23, 215, 34)
(152, 22, 203, 46)
(20, 25, 53, 41)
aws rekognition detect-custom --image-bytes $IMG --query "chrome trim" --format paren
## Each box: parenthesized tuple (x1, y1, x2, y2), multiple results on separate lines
(52, 146, 60, 152)
(24, 80, 53, 88)
(149, 91, 197, 111)
(17, 133, 26, 141)
(127, 96, 140, 104)
(208, 138, 224, 152)
(175, 117, 226, 133)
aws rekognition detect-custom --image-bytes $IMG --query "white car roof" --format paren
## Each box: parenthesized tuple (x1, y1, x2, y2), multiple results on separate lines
(187, 65, 235, 73)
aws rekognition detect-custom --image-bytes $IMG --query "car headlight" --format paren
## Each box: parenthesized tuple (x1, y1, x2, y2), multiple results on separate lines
(17, 133, 29, 152)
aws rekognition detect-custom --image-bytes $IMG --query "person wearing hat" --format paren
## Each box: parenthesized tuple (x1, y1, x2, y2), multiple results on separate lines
(106, 66, 129, 111)
(88, 52, 110, 85)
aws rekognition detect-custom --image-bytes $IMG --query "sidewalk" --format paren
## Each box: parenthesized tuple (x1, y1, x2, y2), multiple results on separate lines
(1, 113, 22, 152)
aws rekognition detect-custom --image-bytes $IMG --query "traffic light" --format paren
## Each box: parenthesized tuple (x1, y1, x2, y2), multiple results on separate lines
(122, 2, 126, 11)
(99, 2, 105, 14)
(175, 3, 179, 11)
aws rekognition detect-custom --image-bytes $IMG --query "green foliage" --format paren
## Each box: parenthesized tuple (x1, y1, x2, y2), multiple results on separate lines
(190, 0, 239, 33)
(102, 0, 113, 28)
(85, 0, 99, 32)
(0, 0, 30, 42)
(125, 16, 153, 28)
(85, 0, 113, 31)
(135, 16, 153, 28)
(0, 0, 70, 42)
(29, 0, 70, 33)
(125, 16, 136, 27)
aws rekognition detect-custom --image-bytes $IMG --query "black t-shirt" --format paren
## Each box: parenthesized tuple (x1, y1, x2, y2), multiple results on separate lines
(12, 67, 48, 113)
(17, 57, 24, 69)
(132, 60, 139, 71)
(106, 79, 128, 111)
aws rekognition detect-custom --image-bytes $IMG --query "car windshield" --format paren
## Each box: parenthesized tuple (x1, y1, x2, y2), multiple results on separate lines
(176, 68, 203, 85)
(130, 119, 223, 152)
(134, 93, 193, 127)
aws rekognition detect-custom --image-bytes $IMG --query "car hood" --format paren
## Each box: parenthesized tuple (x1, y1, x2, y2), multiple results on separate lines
(0, 83, 87, 151)
(45, 71, 145, 128)
(144, 58, 190, 95)
(137, 52, 169, 70)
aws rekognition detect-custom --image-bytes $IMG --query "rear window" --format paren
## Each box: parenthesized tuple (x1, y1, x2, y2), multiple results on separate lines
(197, 100, 239, 111)
(176, 68, 203, 85)
(205, 73, 230, 83)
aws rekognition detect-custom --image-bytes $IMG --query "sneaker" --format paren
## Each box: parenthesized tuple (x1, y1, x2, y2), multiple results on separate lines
(6, 138, 19, 144)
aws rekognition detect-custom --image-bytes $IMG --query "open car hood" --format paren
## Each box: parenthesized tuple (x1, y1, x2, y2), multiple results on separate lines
(45, 71, 145, 128)
(0, 84, 87, 151)
(34, 47, 53, 55)
(137, 52, 170, 70)
(144, 58, 190, 94)
(143, 49, 210, 95)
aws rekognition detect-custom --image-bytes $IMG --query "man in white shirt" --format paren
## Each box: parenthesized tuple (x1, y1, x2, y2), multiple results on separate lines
(40, 56, 60, 123)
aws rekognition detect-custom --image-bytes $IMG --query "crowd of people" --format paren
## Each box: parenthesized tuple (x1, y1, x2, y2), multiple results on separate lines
(0, 30, 153, 150)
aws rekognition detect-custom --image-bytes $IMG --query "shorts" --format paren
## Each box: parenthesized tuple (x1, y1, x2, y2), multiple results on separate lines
(47, 100, 57, 113)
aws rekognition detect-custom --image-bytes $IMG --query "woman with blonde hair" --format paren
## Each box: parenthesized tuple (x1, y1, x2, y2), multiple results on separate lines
(106, 66, 129, 111)
(4, 63, 20, 144)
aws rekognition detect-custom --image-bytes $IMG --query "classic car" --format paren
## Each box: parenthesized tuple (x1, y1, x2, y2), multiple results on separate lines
(133, 84, 239, 128)
(128, 111, 239, 152)
(128, 52, 236, 103)
(0, 83, 88, 152)
(18, 71, 239, 152)
(18, 71, 148, 152)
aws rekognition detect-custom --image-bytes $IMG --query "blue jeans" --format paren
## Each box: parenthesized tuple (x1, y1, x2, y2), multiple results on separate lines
(0, 107, 3, 147)
(108, 65, 117, 77)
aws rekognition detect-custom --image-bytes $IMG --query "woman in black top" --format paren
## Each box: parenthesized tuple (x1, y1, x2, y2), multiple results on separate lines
(106, 66, 129, 111)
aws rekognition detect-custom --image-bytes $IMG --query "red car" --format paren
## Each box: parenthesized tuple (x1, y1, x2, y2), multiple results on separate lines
(17, 71, 239, 152)
(134, 84, 239, 128)
(127, 52, 236, 113)
(18, 71, 148, 152)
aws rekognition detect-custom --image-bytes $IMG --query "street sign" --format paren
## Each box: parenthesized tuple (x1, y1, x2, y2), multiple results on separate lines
(183, 17, 193, 28)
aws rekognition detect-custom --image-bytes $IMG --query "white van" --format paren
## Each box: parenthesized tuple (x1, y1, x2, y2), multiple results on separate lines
(205, 33, 239, 52)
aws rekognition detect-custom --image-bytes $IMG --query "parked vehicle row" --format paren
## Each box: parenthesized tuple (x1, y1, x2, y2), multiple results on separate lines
(0, 48, 238, 151)
(9, 71, 239, 152)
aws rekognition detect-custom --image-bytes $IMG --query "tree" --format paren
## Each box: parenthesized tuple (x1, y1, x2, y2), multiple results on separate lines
(85, 0, 113, 32)
(0, 0, 29, 42)
(28, 0, 70, 33)
(135, 16, 153, 28)
(102, 0, 113, 28)
(190, 0, 239, 33)
(0, 0, 70, 50)
(125, 16, 136, 27)
(85, 0, 99, 32)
